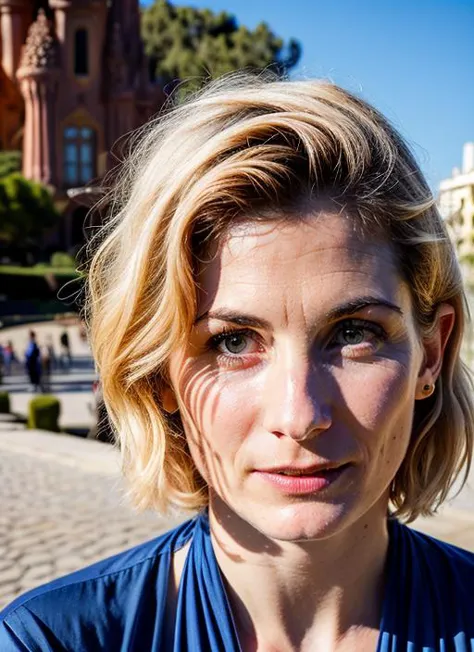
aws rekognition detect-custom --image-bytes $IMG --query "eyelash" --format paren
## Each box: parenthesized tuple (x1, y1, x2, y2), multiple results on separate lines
(206, 319, 387, 364)
(208, 328, 262, 359)
(330, 319, 387, 348)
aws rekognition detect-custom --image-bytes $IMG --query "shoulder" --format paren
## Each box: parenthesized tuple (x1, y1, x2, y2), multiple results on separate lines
(390, 519, 474, 622)
(397, 520, 474, 576)
(0, 516, 196, 651)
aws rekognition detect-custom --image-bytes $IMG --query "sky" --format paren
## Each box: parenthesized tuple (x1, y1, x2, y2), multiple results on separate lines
(173, 0, 474, 192)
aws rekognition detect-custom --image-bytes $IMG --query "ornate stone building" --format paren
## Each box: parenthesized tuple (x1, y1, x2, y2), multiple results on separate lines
(0, 0, 163, 248)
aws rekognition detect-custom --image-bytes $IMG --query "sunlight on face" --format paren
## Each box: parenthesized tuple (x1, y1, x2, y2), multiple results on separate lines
(168, 213, 425, 542)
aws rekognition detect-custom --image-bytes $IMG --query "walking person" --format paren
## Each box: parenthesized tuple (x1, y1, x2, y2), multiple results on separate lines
(1, 74, 474, 650)
(59, 329, 71, 371)
(40, 339, 53, 392)
(24, 331, 42, 392)
(3, 341, 17, 376)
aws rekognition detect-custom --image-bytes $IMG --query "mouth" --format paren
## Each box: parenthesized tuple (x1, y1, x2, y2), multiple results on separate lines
(253, 462, 352, 494)
(259, 462, 349, 475)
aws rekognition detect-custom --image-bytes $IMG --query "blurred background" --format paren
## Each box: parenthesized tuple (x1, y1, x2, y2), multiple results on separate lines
(0, 0, 473, 609)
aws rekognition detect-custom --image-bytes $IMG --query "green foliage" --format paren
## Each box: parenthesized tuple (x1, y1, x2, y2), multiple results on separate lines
(50, 252, 76, 269)
(28, 395, 61, 432)
(0, 151, 22, 178)
(0, 265, 79, 277)
(0, 173, 60, 247)
(141, 0, 301, 95)
(0, 392, 10, 413)
(462, 253, 474, 266)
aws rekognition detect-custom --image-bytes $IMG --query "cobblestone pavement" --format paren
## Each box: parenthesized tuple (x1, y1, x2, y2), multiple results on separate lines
(0, 429, 183, 610)
(0, 424, 474, 612)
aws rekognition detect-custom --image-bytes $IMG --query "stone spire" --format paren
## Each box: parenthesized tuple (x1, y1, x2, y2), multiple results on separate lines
(17, 10, 59, 186)
(18, 9, 59, 73)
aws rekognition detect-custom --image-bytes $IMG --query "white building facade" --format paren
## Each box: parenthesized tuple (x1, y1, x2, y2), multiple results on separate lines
(438, 143, 474, 367)
(438, 142, 474, 267)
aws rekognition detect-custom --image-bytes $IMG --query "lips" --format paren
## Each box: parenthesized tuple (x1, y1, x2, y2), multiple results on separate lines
(257, 462, 347, 476)
(253, 462, 351, 494)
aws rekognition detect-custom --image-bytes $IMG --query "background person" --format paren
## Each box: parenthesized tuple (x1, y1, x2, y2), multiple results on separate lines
(59, 329, 71, 371)
(24, 330, 42, 392)
(0, 74, 473, 651)
(40, 337, 54, 392)
(3, 341, 17, 376)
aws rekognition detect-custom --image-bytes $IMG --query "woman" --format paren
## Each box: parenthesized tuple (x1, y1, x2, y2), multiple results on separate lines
(1, 74, 473, 651)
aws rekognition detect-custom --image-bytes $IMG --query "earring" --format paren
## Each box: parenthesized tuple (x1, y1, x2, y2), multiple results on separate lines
(422, 383, 435, 397)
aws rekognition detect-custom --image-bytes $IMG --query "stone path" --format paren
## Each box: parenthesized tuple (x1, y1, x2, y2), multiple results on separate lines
(0, 426, 183, 610)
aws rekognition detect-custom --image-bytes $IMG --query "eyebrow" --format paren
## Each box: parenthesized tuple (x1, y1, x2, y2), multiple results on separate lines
(326, 296, 404, 321)
(194, 309, 272, 330)
(194, 296, 403, 328)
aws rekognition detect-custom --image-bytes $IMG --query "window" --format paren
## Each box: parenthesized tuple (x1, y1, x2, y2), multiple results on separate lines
(63, 126, 96, 186)
(74, 29, 89, 76)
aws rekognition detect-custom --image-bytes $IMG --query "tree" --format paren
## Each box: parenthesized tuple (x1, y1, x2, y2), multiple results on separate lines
(0, 173, 60, 250)
(0, 151, 22, 178)
(141, 1, 301, 94)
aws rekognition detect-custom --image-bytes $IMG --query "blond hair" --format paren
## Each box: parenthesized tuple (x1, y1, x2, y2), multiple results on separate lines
(86, 72, 473, 522)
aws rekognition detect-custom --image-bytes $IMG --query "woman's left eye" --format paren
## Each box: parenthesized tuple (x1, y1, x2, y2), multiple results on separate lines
(331, 320, 385, 348)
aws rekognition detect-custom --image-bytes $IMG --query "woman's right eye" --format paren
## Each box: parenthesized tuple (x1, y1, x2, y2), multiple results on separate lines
(208, 329, 262, 357)
(219, 333, 250, 355)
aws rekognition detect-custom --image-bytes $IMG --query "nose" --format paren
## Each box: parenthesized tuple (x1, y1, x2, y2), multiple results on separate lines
(262, 347, 332, 441)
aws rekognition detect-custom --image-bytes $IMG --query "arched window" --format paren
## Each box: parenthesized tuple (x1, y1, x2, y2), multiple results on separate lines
(63, 126, 96, 186)
(74, 28, 89, 76)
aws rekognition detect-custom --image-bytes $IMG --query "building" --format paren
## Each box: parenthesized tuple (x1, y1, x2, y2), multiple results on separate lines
(438, 142, 474, 368)
(438, 142, 474, 269)
(0, 0, 164, 249)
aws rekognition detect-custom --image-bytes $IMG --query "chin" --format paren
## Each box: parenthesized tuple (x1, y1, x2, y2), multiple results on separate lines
(247, 500, 353, 543)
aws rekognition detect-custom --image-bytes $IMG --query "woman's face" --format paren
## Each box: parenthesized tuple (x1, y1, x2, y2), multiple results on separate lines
(167, 212, 432, 542)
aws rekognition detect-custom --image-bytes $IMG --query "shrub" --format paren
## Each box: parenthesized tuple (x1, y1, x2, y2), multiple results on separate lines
(28, 395, 60, 432)
(0, 392, 10, 413)
(50, 252, 76, 269)
(0, 173, 59, 246)
(0, 151, 22, 178)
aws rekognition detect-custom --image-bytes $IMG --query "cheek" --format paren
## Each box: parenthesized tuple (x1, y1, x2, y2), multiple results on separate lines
(336, 357, 416, 429)
(178, 370, 259, 484)
(335, 360, 417, 473)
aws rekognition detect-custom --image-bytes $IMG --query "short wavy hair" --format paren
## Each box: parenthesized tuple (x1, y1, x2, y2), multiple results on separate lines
(86, 72, 474, 522)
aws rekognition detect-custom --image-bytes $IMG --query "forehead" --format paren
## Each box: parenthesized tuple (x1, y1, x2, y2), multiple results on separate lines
(196, 213, 407, 315)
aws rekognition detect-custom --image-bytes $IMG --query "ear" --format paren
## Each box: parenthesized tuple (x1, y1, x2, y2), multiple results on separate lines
(162, 384, 179, 414)
(415, 303, 455, 400)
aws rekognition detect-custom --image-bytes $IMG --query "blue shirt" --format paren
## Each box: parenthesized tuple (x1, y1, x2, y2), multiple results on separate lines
(0, 511, 473, 651)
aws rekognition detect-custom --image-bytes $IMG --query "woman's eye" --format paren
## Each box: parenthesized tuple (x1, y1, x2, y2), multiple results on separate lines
(337, 327, 366, 346)
(332, 320, 385, 348)
(221, 333, 250, 355)
(209, 330, 261, 357)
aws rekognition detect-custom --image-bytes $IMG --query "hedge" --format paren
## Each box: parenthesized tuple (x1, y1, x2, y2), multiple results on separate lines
(27, 395, 61, 432)
(0, 392, 10, 413)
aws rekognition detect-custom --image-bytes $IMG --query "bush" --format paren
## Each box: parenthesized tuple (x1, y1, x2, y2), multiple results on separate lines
(28, 395, 60, 432)
(0, 269, 81, 301)
(50, 252, 76, 268)
(0, 151, 22, 178)
(0, 173, 60, 247)
(0, 392, 10, 413)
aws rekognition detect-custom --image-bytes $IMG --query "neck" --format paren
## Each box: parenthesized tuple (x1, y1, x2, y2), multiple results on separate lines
(208, 498, 389, 651)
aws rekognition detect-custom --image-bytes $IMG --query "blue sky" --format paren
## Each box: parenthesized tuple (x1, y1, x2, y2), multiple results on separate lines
(173, 0, 474, 192)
